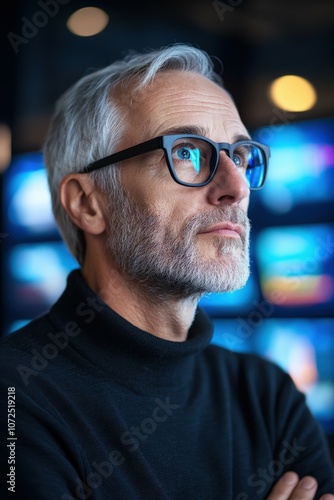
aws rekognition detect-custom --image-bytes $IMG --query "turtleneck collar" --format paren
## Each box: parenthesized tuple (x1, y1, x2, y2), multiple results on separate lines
(48, 270, 214, 393)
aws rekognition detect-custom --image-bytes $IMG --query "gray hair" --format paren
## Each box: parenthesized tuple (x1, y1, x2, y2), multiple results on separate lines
(43, 43, 223, 264)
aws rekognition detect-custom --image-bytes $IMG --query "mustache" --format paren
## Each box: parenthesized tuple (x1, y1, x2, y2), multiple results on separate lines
(183, 206, 250, 239)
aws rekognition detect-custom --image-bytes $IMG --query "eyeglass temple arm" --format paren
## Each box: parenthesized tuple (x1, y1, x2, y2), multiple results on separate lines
(79, 137, 164, 174)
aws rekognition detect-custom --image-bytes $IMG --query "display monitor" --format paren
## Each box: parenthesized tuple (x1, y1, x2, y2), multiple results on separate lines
(4, 241, 78, 335)
(252, 117, 334, 214)
(4, 151, 58, 237)
(255, 223, 334, 313)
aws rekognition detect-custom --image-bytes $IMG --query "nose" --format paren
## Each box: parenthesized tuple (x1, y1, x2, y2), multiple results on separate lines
(206, 152, 250, 207)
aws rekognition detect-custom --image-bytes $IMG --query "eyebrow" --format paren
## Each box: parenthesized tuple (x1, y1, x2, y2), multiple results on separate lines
(161, 125, 208, 136)
(232, 133, 252, 142)
(160, 126, 252, 143)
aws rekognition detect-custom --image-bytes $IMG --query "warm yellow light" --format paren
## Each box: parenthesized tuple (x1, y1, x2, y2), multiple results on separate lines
(0, 124, 11, 173)
(67, 7, 109, 37)
(269, 75, 317, 112)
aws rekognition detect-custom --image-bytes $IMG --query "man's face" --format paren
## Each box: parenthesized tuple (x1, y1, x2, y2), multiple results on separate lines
(105, 70, 251, 299)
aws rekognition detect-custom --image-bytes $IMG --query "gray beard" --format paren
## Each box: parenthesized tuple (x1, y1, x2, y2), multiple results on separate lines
(106, 187, 250, 300)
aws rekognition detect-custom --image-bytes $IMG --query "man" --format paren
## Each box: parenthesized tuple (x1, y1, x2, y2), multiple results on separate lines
(1, 43, 334, 500)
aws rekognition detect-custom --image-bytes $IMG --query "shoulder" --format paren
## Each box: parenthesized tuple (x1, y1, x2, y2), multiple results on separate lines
(201, 343, 302, 417)
(0, 314, 53, 355)
(201, 345, 323, 448)
(203, 342, 289, 383)
(0, 314, 56, 389)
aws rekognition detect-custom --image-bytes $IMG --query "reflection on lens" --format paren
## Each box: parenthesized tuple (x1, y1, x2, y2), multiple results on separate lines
(172, 138, 212, 184)
(188, 149, 200, 173)
(245, 145, 265, 188)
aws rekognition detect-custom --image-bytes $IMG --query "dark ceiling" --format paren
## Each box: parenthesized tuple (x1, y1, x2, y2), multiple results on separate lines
(1, 0, 334, 153)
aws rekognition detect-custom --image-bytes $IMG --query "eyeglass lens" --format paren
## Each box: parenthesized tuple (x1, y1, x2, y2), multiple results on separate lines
(170, 137, 265, 188)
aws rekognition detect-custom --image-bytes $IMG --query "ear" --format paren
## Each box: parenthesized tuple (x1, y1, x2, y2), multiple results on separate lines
(59, 174, 106, 235)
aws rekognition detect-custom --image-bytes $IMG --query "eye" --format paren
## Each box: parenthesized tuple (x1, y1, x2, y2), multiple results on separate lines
(232, 147, 249, 170)
(176, 147, 192, 160)
(232, 154, 242, 166)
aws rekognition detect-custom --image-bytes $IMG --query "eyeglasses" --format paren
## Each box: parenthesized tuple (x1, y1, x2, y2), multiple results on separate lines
(79, 134, 270, 189)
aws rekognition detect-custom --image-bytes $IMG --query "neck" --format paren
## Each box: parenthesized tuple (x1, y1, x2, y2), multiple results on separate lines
(81, 260, 199, 342)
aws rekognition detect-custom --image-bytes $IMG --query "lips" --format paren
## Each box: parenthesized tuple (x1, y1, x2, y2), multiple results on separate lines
(198, 222, 243, 237)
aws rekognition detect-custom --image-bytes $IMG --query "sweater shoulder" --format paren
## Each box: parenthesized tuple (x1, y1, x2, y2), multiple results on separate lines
(203, 343, 293, 391)
(0, 314, 55, 381)
(205, 342, 285, 373)
(0, 314, 52, 351)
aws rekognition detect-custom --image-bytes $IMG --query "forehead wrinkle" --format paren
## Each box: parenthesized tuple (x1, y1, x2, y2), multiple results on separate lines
(141, 79, 235, 113)
(151, 88, 229, 104)
(147, 92, 240, 122)
(148, 90, 240, 122)
(128, 71, 246, 143)
(157, 101, 234, 116)
(148, 106, 244, 140)
(148, 90, 234, 111)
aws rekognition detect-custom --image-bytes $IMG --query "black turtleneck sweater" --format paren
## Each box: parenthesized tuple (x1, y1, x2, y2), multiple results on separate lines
(1, 270, 333, 500)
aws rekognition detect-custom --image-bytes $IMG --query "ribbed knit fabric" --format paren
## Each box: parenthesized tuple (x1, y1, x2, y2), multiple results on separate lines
(1, 270, 333, 500)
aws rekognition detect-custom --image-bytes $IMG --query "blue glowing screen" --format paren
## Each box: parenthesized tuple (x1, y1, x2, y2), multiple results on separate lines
(253, 118, 334, 214)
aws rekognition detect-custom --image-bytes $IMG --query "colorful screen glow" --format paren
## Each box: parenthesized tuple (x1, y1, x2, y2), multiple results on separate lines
(256, 224, 334, 308)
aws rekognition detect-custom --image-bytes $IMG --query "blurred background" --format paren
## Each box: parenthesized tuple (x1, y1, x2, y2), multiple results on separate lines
(1, 0, 334, 458)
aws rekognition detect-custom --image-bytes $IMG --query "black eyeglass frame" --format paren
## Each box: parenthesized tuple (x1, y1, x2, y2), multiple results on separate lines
(79, 134, 270, 189)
